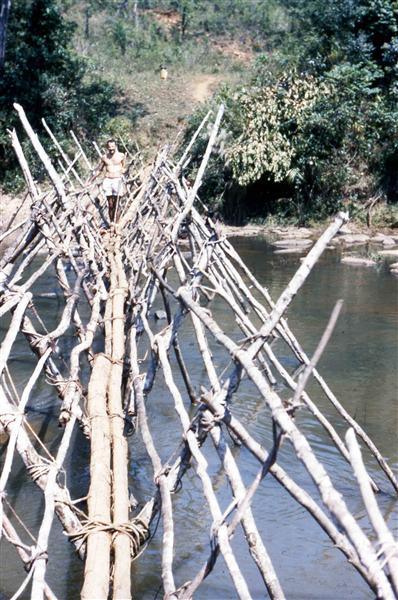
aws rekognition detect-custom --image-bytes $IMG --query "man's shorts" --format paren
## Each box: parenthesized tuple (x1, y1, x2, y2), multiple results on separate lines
(102, 177, 124, 197)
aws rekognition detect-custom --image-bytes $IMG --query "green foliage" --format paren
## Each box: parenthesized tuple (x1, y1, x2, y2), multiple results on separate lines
(226, 74, 328, 186)
(2, 0, 397, 227)
(109, 19, 130, 54)
(0, 0, 118, 188)
(182, 0, 398, 224)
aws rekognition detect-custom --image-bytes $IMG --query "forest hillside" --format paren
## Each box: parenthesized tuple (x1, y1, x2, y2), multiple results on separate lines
(1, 0, 397, 225)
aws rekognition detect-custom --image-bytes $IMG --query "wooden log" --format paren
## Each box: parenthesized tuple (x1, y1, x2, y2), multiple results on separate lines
(14, 104, 67, 207)
(8, 128, 39, 201)
(220, 234, 398, 493)
(246, 212, 348, 359)
(70, 130, 92, 170)
(204, 258, 378, 492)
(0, 388, 85, 558)
(108, 249, 131, 600)
(81, 354, 112, 600)
(42, 119, 84, 186)
(171, 105, 224, 243)
(0, 293, 32, 377)
(155, 336, 252, 600)
(59, 288, 101, 425)
(0, 349, 51, 538)
(128, 324, 176, 596)
(210, 426, 285, 600)
(346, 428, 398, 596)
(176, 288, 394, 598)
(200, 390, 373, 587)
(2, 513, 57, 600)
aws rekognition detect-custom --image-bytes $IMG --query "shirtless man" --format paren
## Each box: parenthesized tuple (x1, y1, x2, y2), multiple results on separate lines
(90, 139, 126, 222)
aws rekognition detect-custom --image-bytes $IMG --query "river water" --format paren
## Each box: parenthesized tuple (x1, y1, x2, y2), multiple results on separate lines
(1, 236, 397, 600)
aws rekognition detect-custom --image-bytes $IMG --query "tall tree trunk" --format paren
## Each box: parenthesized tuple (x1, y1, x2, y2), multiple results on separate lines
(0, 0, 11, 68)
(133, 0, 138, 30)
(84, 4, 90, 39)
(181, 6, 187, 40)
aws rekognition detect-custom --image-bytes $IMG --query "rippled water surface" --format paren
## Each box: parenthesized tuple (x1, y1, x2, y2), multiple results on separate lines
(1, 237, 397, 600)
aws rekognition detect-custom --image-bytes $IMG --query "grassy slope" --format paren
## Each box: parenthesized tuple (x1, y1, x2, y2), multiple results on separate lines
(68, 7, 252, 155)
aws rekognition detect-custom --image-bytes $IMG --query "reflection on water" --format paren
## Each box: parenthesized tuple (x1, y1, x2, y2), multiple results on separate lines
(1, 237, 397, 599)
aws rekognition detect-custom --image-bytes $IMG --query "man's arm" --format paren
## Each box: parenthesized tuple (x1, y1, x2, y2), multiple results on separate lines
(88, 157, 105, 184)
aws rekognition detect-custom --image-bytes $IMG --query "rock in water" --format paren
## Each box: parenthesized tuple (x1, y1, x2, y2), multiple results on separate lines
(154, 310, 168, 321)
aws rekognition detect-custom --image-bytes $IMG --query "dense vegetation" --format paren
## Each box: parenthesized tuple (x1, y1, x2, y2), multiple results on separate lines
(185, 0, 398, 223)
(1, 0, 397, 224)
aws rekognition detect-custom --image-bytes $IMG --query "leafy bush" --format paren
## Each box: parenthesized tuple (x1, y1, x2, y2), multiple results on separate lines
(226, 74, 328, 187)
(182, 0, 398, 224)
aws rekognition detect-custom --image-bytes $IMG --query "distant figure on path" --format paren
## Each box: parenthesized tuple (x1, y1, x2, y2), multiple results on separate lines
(160, 64, 168, 80)
(89, 139, 125, 222)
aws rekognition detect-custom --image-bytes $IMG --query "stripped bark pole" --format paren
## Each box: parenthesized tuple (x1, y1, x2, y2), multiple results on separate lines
(210, 426, 285, 600)
(155, 336, 252, 600)
(346, 428, 398, 596)
(204, 258, 378, 491)
(200, 391, 373, 587)
(171, 104, 224, 243)
(81, 354, 112, 600)
(246, 212, 348, 359)
(0, 388, 85, 558)
(107, 246, 131, 600)
(1, 106, 397, 600)
(8, 128, 40, 200)
(70, 130, 92, 170)
(128, 325, 176, 596)
(2, 514, 57, 600)
(0, 349, 51, 537)
(31, 291, 101, 599)
(175, 289, 394, 599)
(0, 216, 30, 244)
(220, 234, 398, 493)
(179, 284, 284, 598)
(14, 104, 68, 207)
(0, 293, 32, 377)
(42, 119, 84, 186)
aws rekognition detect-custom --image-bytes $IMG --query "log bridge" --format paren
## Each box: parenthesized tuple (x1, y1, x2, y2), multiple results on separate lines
(0, 104, 397, 600)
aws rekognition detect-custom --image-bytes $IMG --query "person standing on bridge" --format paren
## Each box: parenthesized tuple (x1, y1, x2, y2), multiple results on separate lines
(89, 139, 126, 223)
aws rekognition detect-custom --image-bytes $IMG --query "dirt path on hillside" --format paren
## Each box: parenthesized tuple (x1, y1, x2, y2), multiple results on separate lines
(190, 74, 221, 103)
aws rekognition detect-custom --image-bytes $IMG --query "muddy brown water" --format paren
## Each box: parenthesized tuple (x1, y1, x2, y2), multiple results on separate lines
(1, 237, 397, 599)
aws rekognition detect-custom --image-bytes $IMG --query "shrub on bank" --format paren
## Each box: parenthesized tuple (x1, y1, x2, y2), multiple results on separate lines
(182, 0, 398, 225)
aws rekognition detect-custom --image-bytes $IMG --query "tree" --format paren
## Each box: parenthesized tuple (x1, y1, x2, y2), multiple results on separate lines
(0, 0, 117, 187)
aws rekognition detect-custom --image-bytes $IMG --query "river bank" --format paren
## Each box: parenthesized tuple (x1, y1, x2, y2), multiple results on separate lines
(222, 221, 398, 275)
(2, 191, 398, 276)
